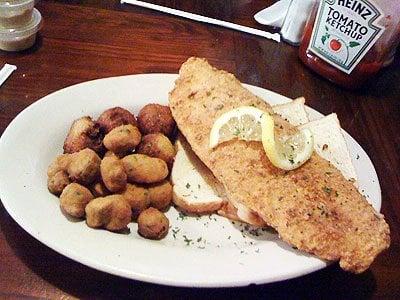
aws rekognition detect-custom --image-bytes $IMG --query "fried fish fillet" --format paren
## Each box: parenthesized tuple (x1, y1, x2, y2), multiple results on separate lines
(169, 57, 390, 273)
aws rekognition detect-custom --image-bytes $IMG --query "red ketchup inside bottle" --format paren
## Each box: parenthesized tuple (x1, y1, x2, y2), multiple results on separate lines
(299, 1, 399, 90)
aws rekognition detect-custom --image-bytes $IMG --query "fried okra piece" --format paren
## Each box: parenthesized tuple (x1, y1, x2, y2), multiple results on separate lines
(67, 148, 101, 185)
(103, 124, 141, 154)
(137, 104, 176, 138)
(100, 156, 127, 193)
(60, 183, 94, 218)
(147, 180, 172, 211)
(122, 154, 168, 184)
(137, 207, 169, 240)
(63, 116, 104, 154)
(48, 170, 71, 195)
(122, 183, 150, 219)
(104, 151, 118, 159)
(137, 133, 176, 169)
(85, 195, 132, 231)
(89, 181, 110, 198)
(47, 154, 71, 178)
(97, 107, 137, 133)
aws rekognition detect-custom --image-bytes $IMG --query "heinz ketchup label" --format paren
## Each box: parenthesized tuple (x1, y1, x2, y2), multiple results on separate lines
(308, 0, 385, 74)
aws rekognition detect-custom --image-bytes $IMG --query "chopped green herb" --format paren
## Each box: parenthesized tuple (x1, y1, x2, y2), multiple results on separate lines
(183, 235, 192, 246)
(185, 183, 190, 189)
(197, 237, 202, 242)
(322, 186, 332, 195)
(178, 211, 188, 220)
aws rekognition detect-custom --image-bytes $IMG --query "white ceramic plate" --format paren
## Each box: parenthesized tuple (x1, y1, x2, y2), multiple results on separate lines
(0, 74, 381, 287)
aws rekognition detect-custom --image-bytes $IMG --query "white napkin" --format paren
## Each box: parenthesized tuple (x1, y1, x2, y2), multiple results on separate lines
(0, 64, 17, 88)
(255, 0, 316, 45)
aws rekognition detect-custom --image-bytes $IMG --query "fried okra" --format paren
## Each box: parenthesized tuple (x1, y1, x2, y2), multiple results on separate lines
(85, 195, 132, 231)
(103, 124, 141, 154)
(100, 156, 127, 193)
(63, 116, 104, 154)
(97, 107, 137, 133)
(122, 154, 168, 184)
(147, 180, 172, 211)
(137, 133, 176, 169)
(67, 148, 101, 185)
(137, 104, 176, 138)
(122, 183, 150, 219)
(137, 207, 169, 240)
(89, 181, 110, 198)
(48, 170, 70, 195)
(47, 154, 71, 178)
(60, 183, 94, 218)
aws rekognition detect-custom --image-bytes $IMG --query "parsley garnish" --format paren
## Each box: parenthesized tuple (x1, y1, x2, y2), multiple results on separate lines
(322, 186, 332, 195)
(183, 235, 192, 246)
(178, 211, 188, 220)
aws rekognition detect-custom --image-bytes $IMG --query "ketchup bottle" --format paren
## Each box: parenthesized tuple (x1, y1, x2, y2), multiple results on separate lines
(299, 0, 400, 89)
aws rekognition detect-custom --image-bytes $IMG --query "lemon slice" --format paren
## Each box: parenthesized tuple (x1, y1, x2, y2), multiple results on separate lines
(261, 113, 314, 170)
(209, 106, 265, 148)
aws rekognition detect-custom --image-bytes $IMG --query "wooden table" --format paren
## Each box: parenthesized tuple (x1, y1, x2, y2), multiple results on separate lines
(1, 1, 399, 298)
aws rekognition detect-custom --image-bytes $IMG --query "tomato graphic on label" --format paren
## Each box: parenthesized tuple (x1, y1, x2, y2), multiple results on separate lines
(330, 39, 342, 52)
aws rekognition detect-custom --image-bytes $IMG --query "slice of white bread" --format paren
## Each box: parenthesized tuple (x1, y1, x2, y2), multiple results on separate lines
(272, 97, 309, 126)
(299, 113, 357, 183)
(171, 134, 226, 214)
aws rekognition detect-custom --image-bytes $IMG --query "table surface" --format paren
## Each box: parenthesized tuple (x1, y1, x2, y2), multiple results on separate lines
(0, 0, 399, 298)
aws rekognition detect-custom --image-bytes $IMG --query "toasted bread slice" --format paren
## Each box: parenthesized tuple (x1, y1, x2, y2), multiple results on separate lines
(171, 134, 225, 214)
(272, 97, 309, 126)
(299, 113, 358, 183)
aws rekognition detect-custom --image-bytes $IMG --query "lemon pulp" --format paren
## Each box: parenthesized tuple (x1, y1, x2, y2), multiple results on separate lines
(261, 113, 314, 170)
